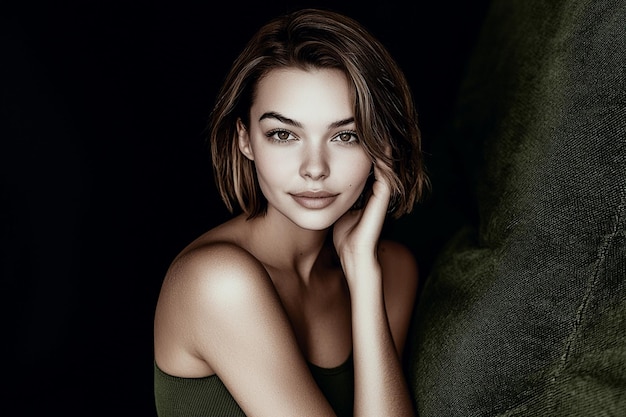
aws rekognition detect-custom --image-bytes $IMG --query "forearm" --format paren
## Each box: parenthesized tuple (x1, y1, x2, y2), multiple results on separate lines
(344, 259, 415, 417)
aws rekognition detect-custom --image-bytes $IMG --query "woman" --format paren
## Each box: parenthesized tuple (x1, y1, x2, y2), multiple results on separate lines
(154, 8, 427, 417)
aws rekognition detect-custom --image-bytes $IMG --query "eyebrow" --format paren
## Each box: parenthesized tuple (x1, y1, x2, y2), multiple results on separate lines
(259, 111, 355, 130)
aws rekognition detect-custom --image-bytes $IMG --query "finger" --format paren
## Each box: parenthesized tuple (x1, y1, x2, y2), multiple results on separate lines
(358, 159, 392, 234)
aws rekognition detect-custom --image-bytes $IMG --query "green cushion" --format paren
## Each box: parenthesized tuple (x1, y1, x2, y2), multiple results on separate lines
(409, 0, 626, 415)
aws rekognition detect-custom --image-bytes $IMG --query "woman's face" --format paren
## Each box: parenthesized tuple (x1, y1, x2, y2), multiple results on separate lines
(237, 67, 372, 231)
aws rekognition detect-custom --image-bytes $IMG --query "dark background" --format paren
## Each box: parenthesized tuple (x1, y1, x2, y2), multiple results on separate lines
(2, 1, 489, 415)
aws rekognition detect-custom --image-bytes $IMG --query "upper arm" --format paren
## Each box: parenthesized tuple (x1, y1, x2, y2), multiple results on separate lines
(378, 239, 420, 358)
(161, 243, 336, 417)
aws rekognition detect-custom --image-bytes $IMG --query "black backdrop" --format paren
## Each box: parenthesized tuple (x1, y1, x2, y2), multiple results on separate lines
(2, 1, 489, 415)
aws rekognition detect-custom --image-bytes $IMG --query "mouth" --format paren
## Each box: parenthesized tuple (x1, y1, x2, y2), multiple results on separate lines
(290, 191, 339, 209)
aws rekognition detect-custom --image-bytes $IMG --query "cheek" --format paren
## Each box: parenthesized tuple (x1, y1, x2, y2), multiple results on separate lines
(339, 155, 372, 191)
(252, 150, 293, 186)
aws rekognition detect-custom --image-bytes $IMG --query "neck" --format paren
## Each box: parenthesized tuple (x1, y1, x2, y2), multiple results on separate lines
(243, 210, 332, 282)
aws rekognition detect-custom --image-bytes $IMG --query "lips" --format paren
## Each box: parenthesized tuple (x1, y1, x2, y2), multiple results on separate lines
(290, 191, 339, 209)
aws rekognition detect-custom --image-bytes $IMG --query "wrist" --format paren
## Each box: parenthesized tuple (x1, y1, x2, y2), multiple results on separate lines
(341, 256, 383, 292)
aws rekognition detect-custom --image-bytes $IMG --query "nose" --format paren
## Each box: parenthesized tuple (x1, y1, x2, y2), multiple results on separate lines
(300, 143, 330, 181)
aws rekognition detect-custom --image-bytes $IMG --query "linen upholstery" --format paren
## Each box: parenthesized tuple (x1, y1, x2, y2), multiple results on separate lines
(409, 0, 626, 415)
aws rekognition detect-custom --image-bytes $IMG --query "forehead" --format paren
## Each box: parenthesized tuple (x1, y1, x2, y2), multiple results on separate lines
(251, 67, 354, 124)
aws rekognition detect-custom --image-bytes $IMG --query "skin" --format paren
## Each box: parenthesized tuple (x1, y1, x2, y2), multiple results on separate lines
(154, 68, 418, 416)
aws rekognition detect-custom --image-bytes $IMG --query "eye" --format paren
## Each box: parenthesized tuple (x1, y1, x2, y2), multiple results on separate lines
(332, 131, 359, 144)
(266, 129, 297, 143)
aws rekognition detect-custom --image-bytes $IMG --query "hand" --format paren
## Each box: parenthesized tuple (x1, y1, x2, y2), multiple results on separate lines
(333, 156, 392, 263)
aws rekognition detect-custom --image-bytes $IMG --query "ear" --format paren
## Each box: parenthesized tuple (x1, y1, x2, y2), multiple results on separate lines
(237, 118, 254, 161)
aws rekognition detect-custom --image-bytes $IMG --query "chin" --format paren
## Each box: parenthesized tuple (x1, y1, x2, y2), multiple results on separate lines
(289, 213, 341, 231)
(280, 204, 350, 231)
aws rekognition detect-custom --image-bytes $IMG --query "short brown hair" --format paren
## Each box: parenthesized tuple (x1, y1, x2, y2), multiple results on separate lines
(209, 8, 428, 219)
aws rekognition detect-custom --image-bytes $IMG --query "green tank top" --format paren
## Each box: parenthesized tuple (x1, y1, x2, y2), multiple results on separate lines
(154, 354, 354, 417)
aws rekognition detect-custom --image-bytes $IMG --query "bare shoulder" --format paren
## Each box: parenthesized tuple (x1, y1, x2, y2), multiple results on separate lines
(154, 240, 335, 416)
(154, 241, 280, 375)
(377, 239, 419, 356)
(378, 239, 420, 288)
(160, 240, 273, 308)
(165, 240, 270, 295)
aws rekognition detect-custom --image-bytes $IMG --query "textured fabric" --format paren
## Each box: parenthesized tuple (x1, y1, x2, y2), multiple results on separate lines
(154, 354, 354, 416)
(154, 364, 246, 417)
(308, 355, 354, 417)
(409, 0, 626, 416)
